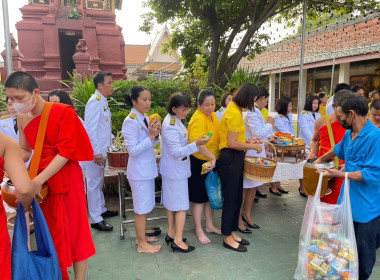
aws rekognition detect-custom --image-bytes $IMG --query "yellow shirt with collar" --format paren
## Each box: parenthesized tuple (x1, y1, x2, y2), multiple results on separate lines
(319, 104, 326, 116)
(219, 102, 246, 150)
(188, 109, 220, 160)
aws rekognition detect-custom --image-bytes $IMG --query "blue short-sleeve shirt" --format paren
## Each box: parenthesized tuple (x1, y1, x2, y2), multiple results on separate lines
(334, 121, 380, 223)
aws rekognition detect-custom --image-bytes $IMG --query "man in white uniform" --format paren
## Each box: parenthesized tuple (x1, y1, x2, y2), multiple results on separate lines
(0, 98, 19, 142)
(85, 72, 117, 231)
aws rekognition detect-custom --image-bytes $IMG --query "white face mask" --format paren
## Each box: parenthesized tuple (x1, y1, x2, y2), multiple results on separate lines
(12, 93, 35, 114)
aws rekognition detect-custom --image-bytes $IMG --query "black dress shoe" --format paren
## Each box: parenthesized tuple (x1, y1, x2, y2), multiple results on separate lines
(223, 241, 247, 252)
(242, 216, 260, 229)
(254, 197, 260, 202)
(165, 235, 187, 245)
(238, 227, 252, 234)
(235, 238, 250, 246)
(299, 187, 307, 198)
(101, 210, 119, 218)
(256, 190, 267, 198)
(277, 188, 289, 194)
(269, 188, 282, 196)
(146, 229, 161, 237)
(91, 220, 113, 231)
(171, 242, 195, 253)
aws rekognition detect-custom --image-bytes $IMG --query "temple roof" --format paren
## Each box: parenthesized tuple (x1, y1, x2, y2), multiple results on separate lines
(125, 45, 150, 66)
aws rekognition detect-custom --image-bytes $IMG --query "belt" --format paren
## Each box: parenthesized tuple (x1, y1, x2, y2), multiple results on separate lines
(181, 156, 188, 161)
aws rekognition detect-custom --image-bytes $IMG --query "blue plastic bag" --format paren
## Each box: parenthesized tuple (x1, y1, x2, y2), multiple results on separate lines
(11, 199, 62, 280)
(205, 171, 224, 210)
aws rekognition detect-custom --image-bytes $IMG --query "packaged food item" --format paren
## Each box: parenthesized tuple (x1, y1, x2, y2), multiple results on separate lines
(245, 157, 276, 166)
(203, 131, 213, 140)
(201, 161, 212, 174)
(149, 113, 161, 124)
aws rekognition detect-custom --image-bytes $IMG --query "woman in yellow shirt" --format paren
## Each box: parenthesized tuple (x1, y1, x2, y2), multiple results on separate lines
(318, 92, 328, 116)
(188, 89, 221, 244)
(216, 83, 262, 252)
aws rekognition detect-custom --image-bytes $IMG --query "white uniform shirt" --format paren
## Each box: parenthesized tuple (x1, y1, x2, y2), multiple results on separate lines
(215, 107, 226, 122)
(122, 108, 158, 180)
(0, 115, 18, 141)
(84, 90, 112, 157)
(298, 110, 321, 147)
(244, 107, 272, 157)
(273, 113, 295, 136)
(160, 114, 199, 179)
(326, 99, 334, 114)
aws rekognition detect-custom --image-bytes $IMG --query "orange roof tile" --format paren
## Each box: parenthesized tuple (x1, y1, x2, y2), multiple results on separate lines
(125, 45, 150, 66)
(137, 62, 181, 73)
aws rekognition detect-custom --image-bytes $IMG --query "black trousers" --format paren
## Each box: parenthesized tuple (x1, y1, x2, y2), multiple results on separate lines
(353, 215, 380, 280)
(216, 148, 245, 236)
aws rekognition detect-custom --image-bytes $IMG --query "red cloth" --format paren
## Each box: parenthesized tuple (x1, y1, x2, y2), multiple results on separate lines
(0, 157, 11, 280)
(317, 120, 346, 204)
(24, 103, 95, 280)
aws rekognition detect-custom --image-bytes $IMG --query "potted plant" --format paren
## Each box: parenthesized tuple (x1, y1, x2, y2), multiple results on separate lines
(107, 132, 129, 170)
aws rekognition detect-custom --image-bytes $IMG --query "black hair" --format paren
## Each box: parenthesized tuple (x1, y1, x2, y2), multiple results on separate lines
(334, 83, 350, 94)
(166, 92, 192, 115)
(275, 96, 292, 116)
(333, 89, 353, 106)
(48, 89, 74, 106)
(124, 86, 149, 107)
(220, 92, 233, 108)
(317, 92, 326, 99)
(4, 71, 39, 93)
(257, 86, 269, 100)
(351, 84, 365, 93)
(93, 72, 112, 89)
(197, 89, 216, 106)
(339, 95, 368, 117)
(232, 83, 258, 111)
(370, 99, 380, 110)
(303, 95, 320, 112)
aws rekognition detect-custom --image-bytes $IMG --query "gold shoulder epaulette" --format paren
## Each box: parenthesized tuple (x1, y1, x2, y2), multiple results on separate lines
(129, 113, 136, 119)
(0, 114, 11, 120)
(218, 108, 223, 112)
(96, 94, 101, 101)
(302, 111, 307, 114)
(279, 114, 284, 118)
(170, 117, 176, 126)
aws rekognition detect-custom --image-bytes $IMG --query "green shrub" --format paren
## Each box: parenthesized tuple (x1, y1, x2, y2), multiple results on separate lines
(111, 109, 130, 135)
(0, 83, 6, 112)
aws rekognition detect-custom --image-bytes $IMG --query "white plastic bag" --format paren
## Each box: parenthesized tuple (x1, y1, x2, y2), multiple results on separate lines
(294, 173, 358, 279)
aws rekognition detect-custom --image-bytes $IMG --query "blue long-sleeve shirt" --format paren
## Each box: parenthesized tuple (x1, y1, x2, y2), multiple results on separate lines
(334, 121, 380, 223)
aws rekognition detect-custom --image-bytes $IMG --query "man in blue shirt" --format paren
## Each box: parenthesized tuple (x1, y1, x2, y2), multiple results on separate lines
(317, 95, 380, 280)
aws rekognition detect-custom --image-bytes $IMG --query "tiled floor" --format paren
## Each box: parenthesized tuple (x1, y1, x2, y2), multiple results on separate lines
(69, 180, 380, 279)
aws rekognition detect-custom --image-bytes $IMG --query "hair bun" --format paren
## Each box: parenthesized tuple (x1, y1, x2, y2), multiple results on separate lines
(124, 92, 133, 107)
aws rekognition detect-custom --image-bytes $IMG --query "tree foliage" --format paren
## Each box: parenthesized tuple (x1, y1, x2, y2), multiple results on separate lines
(141, 0, 379, 87)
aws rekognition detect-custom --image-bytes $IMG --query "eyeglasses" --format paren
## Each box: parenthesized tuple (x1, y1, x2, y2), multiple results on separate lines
(177, 107, 191, 113)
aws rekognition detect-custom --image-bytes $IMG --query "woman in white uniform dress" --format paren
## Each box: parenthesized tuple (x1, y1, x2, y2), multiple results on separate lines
(122, 86, 162, 254)
(239, 87, 276, 232)
(298, 95, 321, 148)
(160, 93, 209, 253)
(215, 93, 233, 122)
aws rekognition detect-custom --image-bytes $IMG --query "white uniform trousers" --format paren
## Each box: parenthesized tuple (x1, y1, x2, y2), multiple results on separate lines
(86, 161, 107, 223)
(128, 179, 155, 215)
(162, 176, 189, 212)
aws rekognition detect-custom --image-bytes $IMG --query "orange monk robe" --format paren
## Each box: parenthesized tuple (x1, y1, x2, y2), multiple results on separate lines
(318, 120, 346, 204)
(24, 103, 95, 280)
(0, 157, 11, 280)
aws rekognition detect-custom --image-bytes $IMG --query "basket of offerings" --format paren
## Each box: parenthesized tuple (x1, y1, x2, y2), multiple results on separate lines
(273, 132, 306, 151)
(107, 132, 129, 170)
(244, 141, 277, 182)
(1, 179, 48, 209)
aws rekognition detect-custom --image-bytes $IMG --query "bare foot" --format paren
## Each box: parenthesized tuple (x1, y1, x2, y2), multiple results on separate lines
(137, 243, 161, 253)
(135, 236, 158, 245)
(231, 231, 242, 242)
(224, 235, 240, 248)
(195, 229, 211, 244)
(205, 225, 221, 235)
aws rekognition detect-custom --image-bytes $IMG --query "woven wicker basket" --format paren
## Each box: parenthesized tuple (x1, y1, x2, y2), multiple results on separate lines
(244, 141, 277, 183)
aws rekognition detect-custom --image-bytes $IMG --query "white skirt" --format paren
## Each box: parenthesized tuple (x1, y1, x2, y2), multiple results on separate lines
(128, 179, 155, 215)
(161, 176, 189, 211)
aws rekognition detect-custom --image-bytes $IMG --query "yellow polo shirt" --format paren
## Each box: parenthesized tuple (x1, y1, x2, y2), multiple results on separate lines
(319, 105, 326, 116)
(188, 109, 220, 160)
(219, 102, 246, 150)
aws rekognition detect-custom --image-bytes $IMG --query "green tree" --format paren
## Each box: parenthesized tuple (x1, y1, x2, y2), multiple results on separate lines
(141, 0, 379, 87)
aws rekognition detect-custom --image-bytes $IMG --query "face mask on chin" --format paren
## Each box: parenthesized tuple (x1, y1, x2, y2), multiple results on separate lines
(340, 119, 353, 130)
(12, 93, 35, 114)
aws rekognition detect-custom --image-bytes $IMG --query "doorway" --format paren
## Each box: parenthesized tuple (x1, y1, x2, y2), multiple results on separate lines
(59, 30, 83, 81)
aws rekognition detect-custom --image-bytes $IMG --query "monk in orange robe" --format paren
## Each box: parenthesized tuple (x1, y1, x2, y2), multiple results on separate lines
(5, 72, 95, 280)
(309, 90, 352, 204)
